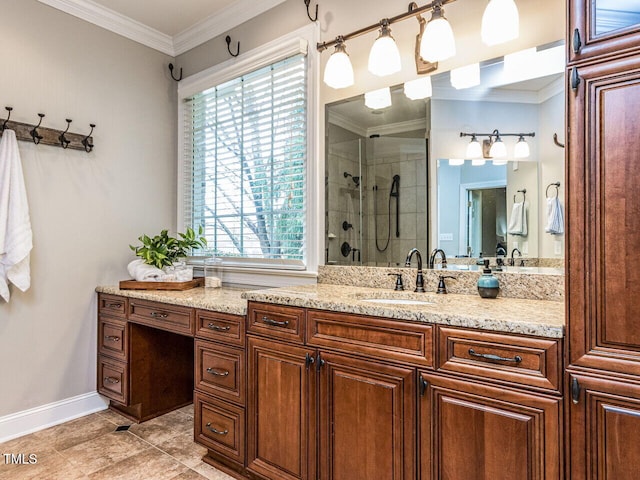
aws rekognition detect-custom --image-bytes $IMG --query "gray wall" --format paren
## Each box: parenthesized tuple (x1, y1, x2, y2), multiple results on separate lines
(0, 1, 176, 417)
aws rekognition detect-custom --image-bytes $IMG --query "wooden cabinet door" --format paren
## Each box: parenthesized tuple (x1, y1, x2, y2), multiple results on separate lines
(246, 336, 316, 480)
(318, 352, 416, 480)
(567, 372, 640, 479)
(569, 0, 640, 64)
(568, 54, 640, 376)
(419, 373, 561, 480)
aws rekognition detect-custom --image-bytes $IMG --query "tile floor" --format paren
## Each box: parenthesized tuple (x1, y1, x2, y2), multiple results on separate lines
(0, 405, 234, 480)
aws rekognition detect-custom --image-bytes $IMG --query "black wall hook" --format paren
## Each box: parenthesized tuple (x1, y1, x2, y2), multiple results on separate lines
(225, 35, 240, 57)
(82, 123, 95, 153)
(304, 0, 318, 22)
(168, 63, 183, 82)
(59, 119, 72, 149)
(1, 106, 13, 132)
(31, 113, 45, 144)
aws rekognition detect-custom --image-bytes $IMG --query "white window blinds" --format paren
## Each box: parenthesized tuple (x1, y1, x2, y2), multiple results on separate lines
(182, 54, 307, 265)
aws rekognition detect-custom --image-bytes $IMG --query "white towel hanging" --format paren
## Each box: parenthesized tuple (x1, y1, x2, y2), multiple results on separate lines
(545, 196, 564, 235)
(0, 129, 33, 302)
(507, 201, 528, 236)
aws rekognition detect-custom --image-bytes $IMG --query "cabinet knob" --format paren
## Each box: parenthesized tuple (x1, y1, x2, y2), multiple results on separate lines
(572, 28, 582, 54)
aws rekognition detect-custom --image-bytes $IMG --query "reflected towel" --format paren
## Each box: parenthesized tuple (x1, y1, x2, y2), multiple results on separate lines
(127, 259, 166, 281)
(507, 201, 528, 236)
(0, 130, 33, 302)
(545, 196, 564, 235)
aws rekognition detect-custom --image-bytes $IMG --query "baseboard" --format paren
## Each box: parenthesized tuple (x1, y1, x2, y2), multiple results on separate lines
(0, 391, 109, 443)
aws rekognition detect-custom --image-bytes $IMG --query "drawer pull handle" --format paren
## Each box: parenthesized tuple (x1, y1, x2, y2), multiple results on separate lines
(261, 316, 289, 327)
(207, 323, 230, 332)
(149, 312, 169, 319)
(104, 335, 121, 342)
(468, 348, 522, 364)
(104, 376, 120, 384)
(206, 368, 230, 377)
(105, 302, 122, 308)
(205, 423, 228, 435)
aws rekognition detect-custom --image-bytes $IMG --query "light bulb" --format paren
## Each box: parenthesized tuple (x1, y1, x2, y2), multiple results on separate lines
(514, 136, 530, 158)
(465, 136, 483, 158)
(481, 0, 519, 46)
(365, 87, 392, 110)
(404, 77, 432, 100)
(368, 21, 401, 77)
(489, 136, 507, 158)
(450, 63, 480, 89)
(420, 6, 456, 63)
(323, 40, 354, 89)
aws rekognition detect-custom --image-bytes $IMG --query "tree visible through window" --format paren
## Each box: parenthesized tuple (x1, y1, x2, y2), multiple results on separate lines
(183, 54, 307, 263)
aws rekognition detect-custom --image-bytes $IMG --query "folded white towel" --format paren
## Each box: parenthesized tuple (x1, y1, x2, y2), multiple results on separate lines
(127, 259, 166, 282)
(507, 201, 528, 236)
(0, 130, 33, 302)
(545, 196, 564, 235)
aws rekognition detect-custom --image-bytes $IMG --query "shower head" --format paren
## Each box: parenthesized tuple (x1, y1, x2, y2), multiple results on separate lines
(343, 171, 360, 187)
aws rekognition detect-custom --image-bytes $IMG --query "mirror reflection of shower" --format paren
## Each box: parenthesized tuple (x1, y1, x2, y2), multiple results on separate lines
(344, 171, 360, 188)
(374, 174, 400, 252)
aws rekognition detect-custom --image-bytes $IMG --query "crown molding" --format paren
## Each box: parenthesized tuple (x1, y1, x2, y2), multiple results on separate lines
(38, 0, 175, 55)
(367, 119, 427, 137)
(327, 111, 367, 138)
(173, 0, 288, 56)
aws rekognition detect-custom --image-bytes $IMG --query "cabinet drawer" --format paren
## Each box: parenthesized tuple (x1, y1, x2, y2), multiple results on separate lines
(128, 299, 194, 336)
(437, 327, 562, 393)
(98, 317, 128, 361)
(195, 391, 245, 465)
(307, 309, 434, 367)
(98, 294, 127, 319)
(247, 302, 305, 344)
(195, 340, 245, 405)
(98, 356, 128, 404)
(196, 310, 245, 347)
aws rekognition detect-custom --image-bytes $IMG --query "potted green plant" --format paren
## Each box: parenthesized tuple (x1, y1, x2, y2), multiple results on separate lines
(129, 226, 207, 269)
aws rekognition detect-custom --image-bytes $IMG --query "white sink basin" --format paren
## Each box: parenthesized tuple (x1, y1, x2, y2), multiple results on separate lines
(360, 298, 434, 306)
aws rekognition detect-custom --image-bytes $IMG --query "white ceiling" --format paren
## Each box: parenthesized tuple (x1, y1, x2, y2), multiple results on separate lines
(37, 0, 287, 56)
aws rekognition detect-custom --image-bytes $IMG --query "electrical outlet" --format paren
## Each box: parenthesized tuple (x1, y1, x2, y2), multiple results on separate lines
(522, 241, 528, 254)
(554, 240, 562, 255)
(513, 240, 519, 250)
(439, 233, 453, 241)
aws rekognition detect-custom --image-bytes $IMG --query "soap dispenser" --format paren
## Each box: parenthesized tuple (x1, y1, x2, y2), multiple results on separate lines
(477, 259, 499, 299)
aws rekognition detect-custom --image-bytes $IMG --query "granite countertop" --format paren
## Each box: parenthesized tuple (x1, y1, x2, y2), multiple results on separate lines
(242, 284, 565, 339)
(95, 285, 249, 316)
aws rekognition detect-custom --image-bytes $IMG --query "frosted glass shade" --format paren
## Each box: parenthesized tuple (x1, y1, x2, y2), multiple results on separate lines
(420, 9, 456, 63)
(449, 158, 465, 166)
(404, 77, 432, 100)
(466, 138, 483, 158)
(472, 158, 486, 166)
(492, 159, 508, 165)
(368, 30, 401, 77)
(490, 138, 507, 158)
(450, 63, 480, 89)
(323, 44, 354, 89)
(514, 137, 530, 158)
(481, 0, 519, 46)
(365, 87, 392, 110)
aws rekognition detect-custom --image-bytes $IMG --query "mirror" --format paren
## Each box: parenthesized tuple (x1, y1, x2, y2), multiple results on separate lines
(325, 42, 565, 268)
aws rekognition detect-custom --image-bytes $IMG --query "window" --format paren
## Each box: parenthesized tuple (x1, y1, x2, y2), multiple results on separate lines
(179, 27, 319, 278)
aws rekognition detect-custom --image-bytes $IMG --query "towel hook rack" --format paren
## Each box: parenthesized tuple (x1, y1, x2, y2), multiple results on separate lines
(82, 123, 95, 153)
(546, 181, 561, 198)
(225, 35, 240, 57)
(514, 188, 526, 203)
(553, 133, 565, 148)
(59, 119, 72, 149)
(1, 106, 12, 132)
(304, 0, 318, 22)
(30, 113, 45, 144)
(168, 63, 183, 82)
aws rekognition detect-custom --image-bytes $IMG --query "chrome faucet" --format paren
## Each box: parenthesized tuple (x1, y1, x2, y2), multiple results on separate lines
(509, 248, 522, 266)
(429, 248, 447, 269)
(404, 248, 425, 292)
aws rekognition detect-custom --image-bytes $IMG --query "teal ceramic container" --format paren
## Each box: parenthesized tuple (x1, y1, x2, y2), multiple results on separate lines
(477, 259, 499, 299)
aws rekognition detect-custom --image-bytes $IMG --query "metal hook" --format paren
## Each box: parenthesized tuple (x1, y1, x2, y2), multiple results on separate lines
(513, 188, 526, 203)
(168, 63, 183, 82)
(553, 133, 565, 148)
(304, 0, 318, 22)
(30, 113, 45, 145)
(546, 182, 560, 198)
(82, 123, 96, 153)
(225, 35, 240, 57)
(59, 118, 72, 149)
(1, 106, 13, 132)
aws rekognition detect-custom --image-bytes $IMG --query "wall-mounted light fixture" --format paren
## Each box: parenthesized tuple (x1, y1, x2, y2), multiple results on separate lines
(317, 0, 520, 89)
(460, 129, 535, 160)
(323, 36, 355, 89)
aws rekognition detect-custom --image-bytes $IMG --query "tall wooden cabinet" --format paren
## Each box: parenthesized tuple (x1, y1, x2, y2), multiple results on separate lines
(566, 1, 640, 478)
